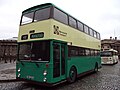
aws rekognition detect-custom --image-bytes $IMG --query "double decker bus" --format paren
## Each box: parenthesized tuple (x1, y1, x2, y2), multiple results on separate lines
(16, 3, 101, 86)
(101, 49, 118, 65)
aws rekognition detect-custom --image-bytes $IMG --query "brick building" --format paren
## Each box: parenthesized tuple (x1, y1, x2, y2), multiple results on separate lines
(0, 38, 17, 63)
(101, 37, 120, 58)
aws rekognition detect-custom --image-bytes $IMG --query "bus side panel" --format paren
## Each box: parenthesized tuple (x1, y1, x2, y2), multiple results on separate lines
(50, 19, 101, 50)
(67, 56, 101, 77)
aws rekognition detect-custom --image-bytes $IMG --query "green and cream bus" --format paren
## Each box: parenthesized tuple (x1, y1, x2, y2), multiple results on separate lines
(16, 3, 101, 86)
(101, 49, 118, 65)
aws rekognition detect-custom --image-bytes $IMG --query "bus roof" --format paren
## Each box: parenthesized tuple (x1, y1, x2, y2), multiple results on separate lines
(22, 3, 54, 14)
(102, 49, 118, 52)
(109, 49, 118, 52)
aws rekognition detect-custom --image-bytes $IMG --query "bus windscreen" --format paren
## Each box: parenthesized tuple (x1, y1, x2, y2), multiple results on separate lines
(101, 51, 112, 57)
(18, 41, 50, 61)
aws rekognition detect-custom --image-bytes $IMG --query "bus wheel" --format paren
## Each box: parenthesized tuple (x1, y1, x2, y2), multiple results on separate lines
(67, 66, 77, 83)
(94, 63, 98, 72)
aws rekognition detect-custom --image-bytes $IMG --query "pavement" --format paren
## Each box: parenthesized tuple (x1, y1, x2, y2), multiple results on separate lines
(0, 62, 16, 80)
(0, 61, 120, 89)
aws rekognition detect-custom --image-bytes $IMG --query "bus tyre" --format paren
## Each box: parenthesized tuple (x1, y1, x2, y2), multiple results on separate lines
(67, 66, 77, 83)
(94, 63, 98, 72)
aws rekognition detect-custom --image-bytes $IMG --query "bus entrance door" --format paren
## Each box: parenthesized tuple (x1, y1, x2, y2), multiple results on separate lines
(53, 43, 66, 81)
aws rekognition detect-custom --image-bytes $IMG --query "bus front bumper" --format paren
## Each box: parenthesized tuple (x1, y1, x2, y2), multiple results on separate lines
(16, 77, 53, 87)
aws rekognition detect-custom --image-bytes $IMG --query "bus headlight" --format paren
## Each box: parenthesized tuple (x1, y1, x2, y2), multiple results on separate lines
(18, 68, 21, 72)
(43, 70, 47, 76)
(18, 74, 21, 77)
(43, 77, 47, 82)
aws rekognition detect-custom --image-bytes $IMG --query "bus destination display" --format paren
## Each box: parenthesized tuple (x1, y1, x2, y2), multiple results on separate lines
(30, 32, 44, 39)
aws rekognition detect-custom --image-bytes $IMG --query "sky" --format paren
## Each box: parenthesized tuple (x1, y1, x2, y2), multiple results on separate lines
(0, 0, 120, 40)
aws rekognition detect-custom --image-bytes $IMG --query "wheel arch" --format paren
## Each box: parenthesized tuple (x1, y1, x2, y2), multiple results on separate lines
(67, 65, 78, 83)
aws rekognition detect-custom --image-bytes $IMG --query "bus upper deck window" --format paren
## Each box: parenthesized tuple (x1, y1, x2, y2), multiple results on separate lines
(77, 21, 84, 32)
(54, 8, 68, 25)
(34, 8, 50, 22)
(21, 12, 34, 25)
(84, 25, 89, 34)
(93, 31, 97, 38)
